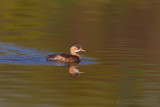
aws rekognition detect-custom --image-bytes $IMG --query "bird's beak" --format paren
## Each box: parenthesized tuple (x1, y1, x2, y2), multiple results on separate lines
(80, 49, 86, 52)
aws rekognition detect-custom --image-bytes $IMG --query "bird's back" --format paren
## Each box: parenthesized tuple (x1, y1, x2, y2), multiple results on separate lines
(45, 54, 80, 63)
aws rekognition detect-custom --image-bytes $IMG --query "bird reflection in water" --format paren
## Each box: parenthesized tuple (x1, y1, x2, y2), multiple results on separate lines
(68, 63, 84, 77)
(53, 61, 85, 77)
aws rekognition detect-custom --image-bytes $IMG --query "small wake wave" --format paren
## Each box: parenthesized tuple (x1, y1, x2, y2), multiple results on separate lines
(0, 43, 97, 66)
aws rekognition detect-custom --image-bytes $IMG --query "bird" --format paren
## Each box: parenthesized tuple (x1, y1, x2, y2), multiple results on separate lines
(45, 44, 86, 63)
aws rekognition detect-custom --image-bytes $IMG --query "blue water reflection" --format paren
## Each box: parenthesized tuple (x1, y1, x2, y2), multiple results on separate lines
(0, 42, 97, 66)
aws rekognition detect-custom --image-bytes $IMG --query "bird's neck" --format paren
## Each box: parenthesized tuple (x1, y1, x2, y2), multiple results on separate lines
(70, 51, 81, 60)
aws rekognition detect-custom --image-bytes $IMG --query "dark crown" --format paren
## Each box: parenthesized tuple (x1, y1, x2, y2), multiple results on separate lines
(72, 43, 81, 49)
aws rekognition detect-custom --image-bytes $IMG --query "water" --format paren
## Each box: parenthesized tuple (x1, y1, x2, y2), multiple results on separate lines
(0, 42, 96, 66)
(0, 0, 160, 107)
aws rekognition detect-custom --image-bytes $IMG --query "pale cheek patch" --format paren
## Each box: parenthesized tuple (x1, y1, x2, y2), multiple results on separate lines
(74, 50, 80, 53)
(73, 68, 79, 73)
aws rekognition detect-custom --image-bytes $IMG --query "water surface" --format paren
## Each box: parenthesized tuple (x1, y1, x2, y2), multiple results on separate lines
(0, 0, 160, 107)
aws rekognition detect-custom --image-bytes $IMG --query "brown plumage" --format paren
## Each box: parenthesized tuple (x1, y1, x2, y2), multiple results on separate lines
(45, 44, 85, 63)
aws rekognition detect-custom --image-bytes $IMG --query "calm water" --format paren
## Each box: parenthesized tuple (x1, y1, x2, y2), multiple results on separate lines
(0, 0, 160, 107)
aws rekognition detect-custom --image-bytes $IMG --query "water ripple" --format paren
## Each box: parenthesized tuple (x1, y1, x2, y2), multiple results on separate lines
(0, 43, 97, 66)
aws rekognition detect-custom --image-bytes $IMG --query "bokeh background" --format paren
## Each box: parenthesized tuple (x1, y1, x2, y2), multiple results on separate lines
(0, 0, 160, 107)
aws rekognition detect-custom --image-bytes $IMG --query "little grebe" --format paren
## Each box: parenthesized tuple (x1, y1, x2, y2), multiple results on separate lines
(45, 44, 85, 63)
